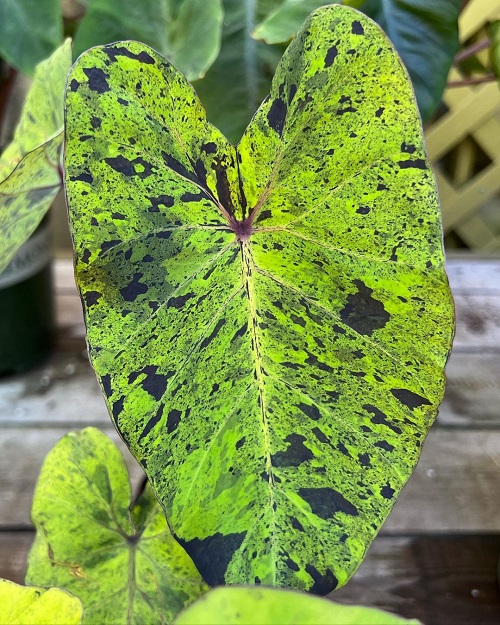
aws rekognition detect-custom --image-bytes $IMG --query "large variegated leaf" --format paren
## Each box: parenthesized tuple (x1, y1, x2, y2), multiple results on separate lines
(26, 428, 208, 624)
(64, 5, 454, 593)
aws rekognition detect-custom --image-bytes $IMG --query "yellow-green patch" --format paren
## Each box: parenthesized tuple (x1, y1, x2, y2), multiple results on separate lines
(26, 428, 208, 624)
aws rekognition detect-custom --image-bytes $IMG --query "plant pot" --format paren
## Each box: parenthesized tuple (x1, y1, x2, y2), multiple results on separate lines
(0, 216, 54, 375)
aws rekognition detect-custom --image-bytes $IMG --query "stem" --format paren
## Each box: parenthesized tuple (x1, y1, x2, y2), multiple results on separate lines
(454, 38, 491, 64)
(447, 73, 496, 87)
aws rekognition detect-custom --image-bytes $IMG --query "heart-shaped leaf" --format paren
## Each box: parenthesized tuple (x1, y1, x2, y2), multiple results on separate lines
(64, 5, 454, 593)
(0, 579, 82, 625)
(0, 39, 71, 273)
(26, 427, 208, 624)
(173, 586, 421, 625)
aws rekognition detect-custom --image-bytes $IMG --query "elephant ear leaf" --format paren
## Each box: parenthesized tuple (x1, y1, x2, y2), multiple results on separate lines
(64, 5, 454, 593)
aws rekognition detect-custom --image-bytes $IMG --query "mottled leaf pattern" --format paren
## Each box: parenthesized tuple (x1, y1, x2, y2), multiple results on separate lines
(0, 579, 82, 625)
(26, 428, 208, 624)
(0, 40, 71, 273)
(65, 6, 454, 593)
(173, 586, 422, 625)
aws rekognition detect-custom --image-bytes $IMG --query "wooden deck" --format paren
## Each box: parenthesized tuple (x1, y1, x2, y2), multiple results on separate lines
(1, 255, 499, 624)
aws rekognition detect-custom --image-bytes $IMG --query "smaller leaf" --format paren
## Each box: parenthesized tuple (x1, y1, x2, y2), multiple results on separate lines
(73, 0, 223, 81)
(0, 578, 82, 625)
(173, 586, 422, 625)
(253, 1, 331, 44)
(0, 39, 71, 274)
(0, 137, 62, 274)
(0, 39, 71, 180)
(26, 427, 208, 625)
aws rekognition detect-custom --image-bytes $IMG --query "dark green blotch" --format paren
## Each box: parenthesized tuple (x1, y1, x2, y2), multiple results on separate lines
(100, 239, 120, 253)
(305, 563, 338, 595)
(201, 142, 217, 154)
(138, 365, 169, 401)
(181, 191, 205, 202)
(168, 292, 195, 309)
(390, 388, 432, 409)
(297, 402, 321, 421)
(235, 437, 245, 449)
(364, 404, 402, 434)
(70, 172, 93, 183)
(271, 434, 313, 468)
(139, 404, 164, 441)
(324, 45, 338, 67)
(104, 45, 155, 65)
(312, 427, 329, 444)
(105, 155, 153, 178)
(285, 557, 300, 572)
(120, 273, 148, 302)
(381, 484, 395, 499)
(148, 194, 175, 212)
(201, 319, 226, 349)
(175, 531, 246, 587)
(398, 159, 426, 170)
(267, 98, 287, 136)
(83, 290, 102, 308)
(299, 487, 358, 519)
(69, 79, 79, 92)
(352, 20, 364, 35)
(83, 67, 110, 93)
(167, 408, 182, 433)
(339, 279, 390, 335)
(101, 374, 112, 397)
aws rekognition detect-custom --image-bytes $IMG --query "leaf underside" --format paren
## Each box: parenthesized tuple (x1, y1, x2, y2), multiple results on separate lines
(65, 5, 454, 593)
(26, 428, 208, 624)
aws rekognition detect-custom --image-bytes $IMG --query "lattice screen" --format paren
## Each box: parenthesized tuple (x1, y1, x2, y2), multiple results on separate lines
(426, 0, 500, 251)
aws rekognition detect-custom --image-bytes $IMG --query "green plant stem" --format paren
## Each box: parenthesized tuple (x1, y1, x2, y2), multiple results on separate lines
(447, 72, 496, 87)
(454, 38, 491, 64)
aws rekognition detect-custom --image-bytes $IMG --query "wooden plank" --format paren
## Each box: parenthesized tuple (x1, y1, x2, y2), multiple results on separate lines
(0, 532, 33, 584)
(445, 256, 500, 293)
(438, 351, 500, 427)
(334, 534, 500, 625)
(1, 532, 499, 625)
(383, 429, 500, 533)
(0, 428, 145, 527)
(452, 294, 500, 351)
(0, 352, 108, 427)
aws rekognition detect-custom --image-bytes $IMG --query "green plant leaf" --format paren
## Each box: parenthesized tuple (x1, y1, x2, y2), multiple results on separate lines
(0, 39, 71, 180)
(26, 427, 208, 624)
(253, 1, 335, 44)
(193, 0, 284, 143)
(0, 0, 62, 75)
(64, 5, 454, 593)
(0, 578, 82, 625)
(173, 586, 422, 624)
(0, 40, 71, 274)
(74, 0, 223, 81)
(355, 0, 461, 122)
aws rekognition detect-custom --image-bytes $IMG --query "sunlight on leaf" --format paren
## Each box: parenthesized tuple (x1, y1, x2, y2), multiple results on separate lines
(0, 578, 82, 625)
